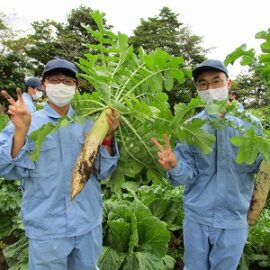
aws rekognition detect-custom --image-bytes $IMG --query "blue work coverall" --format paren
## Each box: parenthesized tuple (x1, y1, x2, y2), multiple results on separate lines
(0, 103, 119, 270)
(22, 92, 36, 113)
(167, 111, 263, 270)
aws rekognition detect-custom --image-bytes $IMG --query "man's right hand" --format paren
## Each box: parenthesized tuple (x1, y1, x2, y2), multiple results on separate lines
(1, 88, 31, 131)
(1, 88, 31, 158)
(151, 134, 178, 170)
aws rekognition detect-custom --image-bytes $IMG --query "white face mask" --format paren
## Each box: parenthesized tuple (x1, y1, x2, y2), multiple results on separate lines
(32, 90, 43, 101)
(197, 86, 228, 104)
(46, 83, 76, 107)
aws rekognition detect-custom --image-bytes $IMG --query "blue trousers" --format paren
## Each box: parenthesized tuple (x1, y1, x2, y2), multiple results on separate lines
(183, 219, 248, 270)
(29, 225, 102, 270)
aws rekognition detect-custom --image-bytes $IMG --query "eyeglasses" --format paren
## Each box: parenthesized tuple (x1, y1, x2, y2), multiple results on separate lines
(196, 78, 225, 90)
(46, 76, 76, 86)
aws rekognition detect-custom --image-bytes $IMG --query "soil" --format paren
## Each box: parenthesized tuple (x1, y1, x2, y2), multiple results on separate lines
(0, 248, 8, 270)
(0, 235, 18, 270)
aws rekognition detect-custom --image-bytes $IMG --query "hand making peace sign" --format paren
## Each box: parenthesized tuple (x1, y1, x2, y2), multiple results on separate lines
(1, 88, 31, 131)
(151, 134, 178, 170)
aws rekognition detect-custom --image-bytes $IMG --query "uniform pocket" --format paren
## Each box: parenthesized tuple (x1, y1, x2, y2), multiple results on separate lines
(230, 144, 252, 173)
(70, 137, 84, 164)
(30, 140, 59, 177)
(191, 144, 216, 173)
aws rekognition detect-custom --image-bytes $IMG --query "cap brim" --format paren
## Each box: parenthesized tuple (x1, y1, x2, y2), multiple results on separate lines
(193, 66, 226, 80)
(193, 66, 229, 80)
(43, 67, 77, 77)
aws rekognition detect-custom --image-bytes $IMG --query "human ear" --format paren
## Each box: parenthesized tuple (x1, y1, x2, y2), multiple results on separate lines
(227, 79, 233, 89)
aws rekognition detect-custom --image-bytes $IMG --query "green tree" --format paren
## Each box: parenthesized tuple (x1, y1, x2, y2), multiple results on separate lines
(4, 6, 110, 93)
(8, 6, 110, 76)
(0, 13, 28, 102)
(53, 5, 102, 64)
(66, 5, 104, 43)
(129, 7, 208, 66)
(129, 7, 209, 107)
(0, 13, 14, 53)
(230, 70, 269, 109)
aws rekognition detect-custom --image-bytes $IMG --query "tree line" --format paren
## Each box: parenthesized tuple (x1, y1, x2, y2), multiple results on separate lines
(0, 5, 268, 110)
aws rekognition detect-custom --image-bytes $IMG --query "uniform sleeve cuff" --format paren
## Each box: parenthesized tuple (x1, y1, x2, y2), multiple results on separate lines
(166, 161, 183, 177)
(3, 136, 34, 169)
(100, 139, 119, 158)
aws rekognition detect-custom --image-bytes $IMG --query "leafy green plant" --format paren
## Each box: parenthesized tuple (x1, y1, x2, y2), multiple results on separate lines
(239, 209, 270, 269)
(28, 10, 216, 195)
(0, 177, 24, 270)
(101, 180, 186, 268)
(0, 178, 23, 239)
(137, 182, 185, 268)
(2, 11, 270, 270)
(29, 10, 187, 160)
(224, 28, 270, 165)
(137, 183, 184, 231)
(3, 236, 28, 270)
(225, 28, 270, 90)
(0, 115, 8, 132)
(100, 198, 173, 270)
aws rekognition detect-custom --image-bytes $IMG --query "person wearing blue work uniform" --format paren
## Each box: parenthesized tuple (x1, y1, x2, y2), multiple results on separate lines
(151, 59, 263, 270)
(229, 91, 244, 111)
(22, 76, 44, 113)
(0, 57, 120, 270)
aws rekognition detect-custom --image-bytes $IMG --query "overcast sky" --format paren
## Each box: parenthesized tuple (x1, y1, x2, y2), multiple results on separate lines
(1, 0, 270, 78)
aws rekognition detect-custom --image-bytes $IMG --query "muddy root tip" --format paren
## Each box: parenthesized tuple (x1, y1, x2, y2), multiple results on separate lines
(71, 193, 77, 201)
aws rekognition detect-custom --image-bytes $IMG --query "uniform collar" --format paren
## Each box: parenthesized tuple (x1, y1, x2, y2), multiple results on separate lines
(205, 110, 236, 122)
(22, 92, 33, 102)
(44, 102, 75, 119)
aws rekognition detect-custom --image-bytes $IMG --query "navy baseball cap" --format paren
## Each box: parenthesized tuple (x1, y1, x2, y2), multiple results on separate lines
(25, 77, 42, 90)
(192, 59, 229, 80)
(43, 57, 78, 77)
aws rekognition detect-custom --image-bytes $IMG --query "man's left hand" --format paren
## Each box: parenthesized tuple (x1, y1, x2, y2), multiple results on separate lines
(105, 109, 120, 138)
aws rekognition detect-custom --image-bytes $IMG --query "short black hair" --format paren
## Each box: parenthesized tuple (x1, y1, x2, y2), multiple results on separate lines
(231, 91, 239, 99)
(42, 69, 78, 84)
(43, 68, 76, 78)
